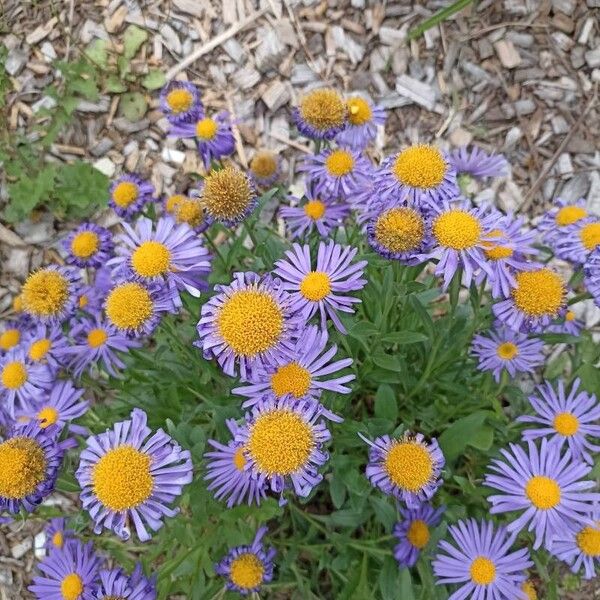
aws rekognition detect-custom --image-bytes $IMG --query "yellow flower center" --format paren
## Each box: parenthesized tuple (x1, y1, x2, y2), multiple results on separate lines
(433, 210, 481, 250)
(393, 145, 446, 189)
(92, 445, 153, 511)
(233, 447, 246, 471)
(166, 88, 193, 113)
(0, 437, 47, 499)
(580, 222, 600, 251)
(70, 231, 100, 259)
(12, 294, 24, 313)
(250, 151, 278, 178)
(22, 269, 69, 317)
(299, 88, 346, 132)
(496, 342, 518, 360)
(79, 294, 89, 309)
(229, 553, 265, 590)
(195, 117, 218, 140)
(52, 531, 64, 548)
(112, 182, 139, 208)
(217, 290, 283, 357)
(60, 573, 83, 600)
(165, 194, 186, 214)
(470, 556, 496, 585)
(512, 269, 565, 317)
(384, 440, 433, 492)
(0, 329, 20, 351)
(29, 338, 52, 362)
(1, 361, 27, 389)
(565, 310, 575, 322)
(300, 271, 332, 302)
(248, 409, 314, 476)
(175, 198, 204, 228)
(576, 524, 600, 557)
(406, 519, 430, 549)
(202, 167, 253, 221)
(270, 362, 312, 398)
(131, 240, 172, 278)
(37, 406, 59, 428)
(485, 244, 513, 260)
(325, 149, 354, 177)
(105, 283, 154, 331)
(374, 207, 425, 253)
(522, 581, 537, 600)
(553, 412, 579, 436)
(525, 475, 561, 510)
(347, 97, 372, 126)
(87, 328, 108, 348)
(304, 200, 326, 220)
(555, 205, 587, 226)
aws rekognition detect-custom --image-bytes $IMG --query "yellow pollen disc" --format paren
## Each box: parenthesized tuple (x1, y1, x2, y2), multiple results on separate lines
(0, 437, 47, 499)
(112, 182, 139, 208)
(37, 406, 59, 428)
(470, 556, 496, 585)
(1, 361, 27, 389)
(131, 241, 172, 278)
(217, 290, 283, 357)
(406, 519, 430, 549)
(87, 328, 108, 348)
(393, 145, 446, 189)
(229, 553, 265, 590)
(202, 167, 253, 221)
(70, 231, 100, 259)
(555, 205, 587, 226)
(248, 409, 314, 476)
(384, 441, 433, 492)
(250, 151, 278, 178)
(12, 294, 24, 313)
(496, 342, 518, 360)
(22, 269, 69, 318)
(304, 200, 326, 220)
(60, 573, 83, 600)
(196, 117, 218, 140)
(300, 271, 332, 302)
(29, 338, 52, 362)
(299, 88, 346, 132)
(522, 581, 537, 600)
(52, 531, 64, 548)
(553, 412, 579, 436)
(175, 199, 204, 228)
(105, 283, 153, 331)
(485, 244, 513, 260)
(233, 447, 246, 471)
(512, 269, 565, 317)
(270, 362, 312, 398)
(325, 149, 354, 177)
(566, 310, 575, 321)
(165, 194, 186, 214)
(580, 222, 600, 251)
(374, 207, 425, 253)
(92, 445, 153, 511)
(166, 88, 193, 113)
(433, 210, 481, 250)
(79, 294, 89, 308)
(0, 329, 20, 351)
(576, 524, 600, 557)
(347, 97, 372, 126)
(525, 475, 561, 510)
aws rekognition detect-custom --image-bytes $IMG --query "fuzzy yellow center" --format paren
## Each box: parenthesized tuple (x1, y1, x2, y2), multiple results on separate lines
(217, 290, 283, 357)
(393, 145, 446, 189)
(406, 519, 430, 549)
(485, 244, 513, 260)
(70, 231, 100, 259)
(553, 412, 579, 436)
(525, 475, 561, 510)
(347, 97, 372, 126)
(0, 437, 46, 499)
(576, 524, 600, 557)
(52, 531, 64, 548)
(325, 149, 354, 177)
(304, 200, 326, 220)
(512, 269, 565, 317)
(175, 199, 204, 227)
(433, 210, 481, 250)
(229, 553, 265, 590)
(555, 205, 587, 226)
(299, 88, 346, 131)
(233, 447, 246, 471)
(105, 283, 153, 331)
(60, 573, 83, 600)
(0, 329, 20, 351)
(87, 328, 108, 348)
(92, 445, 153, 511)
(374, 207, 425, 253)
(250, 151, 278, 178)
(131, 241, 172, 278)
(496, 342, 518, 360)
(195, 118, 218, 140)
(22, 270, 69, 317)
(112, 182, 138, 208)
(12, 294, 24, 313)
(165, 194, 186, 213)
(580, 222, 600, 251)
(79, 295, 89, 309)
(522, 581, 537, 600)
(37, 406, 59, 428)
(270, 362, 312, 398)
(566, 310, 576, 322)
(470, 557, 496, 585)
(300, 272, 331, 302)
(248, 409, 314, 476)
(29, 339, 52, 362)
(202, 167, 253, 221)
(384, 441, 433, 492)
(166, 88, 193, 113)
(1, 361, 27, 389)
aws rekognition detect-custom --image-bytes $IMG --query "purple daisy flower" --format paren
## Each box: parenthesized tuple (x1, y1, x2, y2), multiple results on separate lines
(76, 408, 193, 542)
(555, 217, 600, 264)
(335, 95, 386, 149)
(23, 323, 70, 373)
(393, 503, 445, 568)
(584, 246, 600, 308)
(359, 431, 445, 508)
(448, 146, 508, 179)
(94, 565, 157, 600)
(215, 526, 276, 595)
(292, 87, 347, 140)
(63, 223, 113, 269)
(204, 418, 267, 507)
(547, 308, 583, 336)
(249, 149, 281, 188)
(29, 539, 102, 600)
(159, 80, 202, 125)
(0, 322, 22, 353)
(484, 439, 600, 550)
(538, 197, 589, 248)
(471, 327, 544, 383)
(77, 283, 107, 317)
(44, 517, 75, 551)
(433, 519, 532, 600)
(109, 174, 154, 219)
(517, 378, 600, 465)
(273, 241, 367, 334)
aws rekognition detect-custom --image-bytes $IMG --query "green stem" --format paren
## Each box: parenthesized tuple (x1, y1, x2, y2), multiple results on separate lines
(203, 231, 227, 270)
(568, 292, 592, 305)
(407, 0, 475, 40)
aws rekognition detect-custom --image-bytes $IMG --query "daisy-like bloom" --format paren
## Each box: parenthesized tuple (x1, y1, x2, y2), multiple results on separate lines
(63, 223, 113, 269)
(173, 195, 208, 233)
(393, 503, 444, 568)
(359, 431, 445, 508)
(76, 408, 193, 541)
(376, 144, 458, 206)
(555, 217, 600, 264)
(584, 247, 600, 308)
(95, 564, 157, 600)
(29, 539, 102, 600)
(215, 527, 276, 596)
(548, 309, 583, 336)
(249, 149, 281, 188)
(204, 418, 267, 507)
(195, 272, 300, 378)
(163, 192, 187, 216)
(21, 265, 81, 324)
(447, 146, 508, 179)
(0, 421, 65, 514)
(335, 95, 386, 149)
(471, 327, 544, 383)
(432, 519, 532, 600)
(493, 267, 566, 332)
(159, 80, 201, 124)
(293, 87, 347, 140)
(169, 111, 235, 170)
(232, 325, 354, 406)
(44, 518, 75, 551)
(273, 241, 367, 334)
(0, 322, 22, 352)
(538, 197, 589, 247)
(484, 438, 600, 550)
(23, 323, 70, 372)
(108, 216, 211, 300)
(109, 174, 154, 220)
(517, 378, 600, 465)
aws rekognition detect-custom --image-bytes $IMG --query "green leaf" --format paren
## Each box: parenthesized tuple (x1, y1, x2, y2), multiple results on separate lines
(119, 92, 147, 121)
(374, 384, 398, 422)
(4, 165, 56, 222)
(381, 331, 428, 345)
(438, 411, 493, 462)
(398, 568, 415, 600)
(123, 24, 148, 59)
(105, 74, 127, 93)
(142, 69, 166, 90)
(379, 556, 400, 600)
(85, 39, 109, 69)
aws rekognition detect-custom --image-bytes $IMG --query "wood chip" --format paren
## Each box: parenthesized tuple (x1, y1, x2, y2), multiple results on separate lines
(493, 39, 521, 69)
